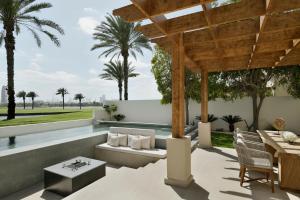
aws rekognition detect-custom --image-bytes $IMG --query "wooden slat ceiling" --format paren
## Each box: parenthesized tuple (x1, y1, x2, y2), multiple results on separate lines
(113, 0, 300, 72)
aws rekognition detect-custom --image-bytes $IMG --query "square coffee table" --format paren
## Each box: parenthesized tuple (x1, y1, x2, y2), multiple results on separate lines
(44, 156, 106, 196)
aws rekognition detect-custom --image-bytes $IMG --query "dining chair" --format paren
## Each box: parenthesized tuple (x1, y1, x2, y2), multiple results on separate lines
(234, 138, 275, 193)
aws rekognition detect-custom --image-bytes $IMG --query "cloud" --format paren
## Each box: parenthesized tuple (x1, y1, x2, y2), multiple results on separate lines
(89, 68, 99, 76)
(78, 17, 99, 35)
(30, 53, 44, 71)
(83, 8, 100, 15)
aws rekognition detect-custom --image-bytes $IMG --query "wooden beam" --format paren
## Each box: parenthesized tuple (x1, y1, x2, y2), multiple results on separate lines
(131, 0, 197, 68)
(137, 0, 265, 38)
(248, 0, 274, 68)
(171, 34, 185, 138)
(269, 0, 300, 13)
(113, 0, 214, 23)
(201, 69, 208, 123)
(189, 46, 252, 60)
(276, 39, 300, 66)
(183, 18, 259, 45)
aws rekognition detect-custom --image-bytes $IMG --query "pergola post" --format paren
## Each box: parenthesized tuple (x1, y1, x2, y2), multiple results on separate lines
(165, 34, 194, 187)
(198, 69, 212, 147)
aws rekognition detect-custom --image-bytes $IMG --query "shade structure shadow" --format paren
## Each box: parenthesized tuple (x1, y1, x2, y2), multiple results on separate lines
(203, 147, 238, 160)
(171, 182, 209, 200)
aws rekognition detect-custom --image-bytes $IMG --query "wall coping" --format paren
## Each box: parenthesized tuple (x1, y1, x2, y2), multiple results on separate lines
(0, 131, 107, 158)
(0, 118, 93, 138)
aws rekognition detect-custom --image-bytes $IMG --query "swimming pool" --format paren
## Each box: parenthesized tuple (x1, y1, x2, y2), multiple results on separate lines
(0, 122, 171, 151)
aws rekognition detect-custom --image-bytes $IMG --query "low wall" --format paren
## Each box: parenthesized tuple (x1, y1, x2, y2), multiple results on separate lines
(105, 97, 300, 132)
(0, 119, 93, 138)
(0, 132, 107, 198)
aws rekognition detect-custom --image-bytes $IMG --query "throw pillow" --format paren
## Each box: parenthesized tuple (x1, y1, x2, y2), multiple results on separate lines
(108, 135, 120, 147)
(131, 137, 142, 150)
(118, 134, 128, 146)
(128, 135, 139, 147)
(107, 132, 117, 143)
(140, 135, 151, 149)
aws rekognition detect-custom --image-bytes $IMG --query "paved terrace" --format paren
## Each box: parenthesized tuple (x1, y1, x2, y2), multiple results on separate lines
(3, 147, 300, 200)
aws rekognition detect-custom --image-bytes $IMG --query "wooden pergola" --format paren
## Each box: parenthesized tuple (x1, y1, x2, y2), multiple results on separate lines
(113, 0, 300, 187)
(114, 0, 300, 139)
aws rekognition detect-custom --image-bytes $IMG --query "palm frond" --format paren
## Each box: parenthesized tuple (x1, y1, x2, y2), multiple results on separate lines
(0, 31, 4, 46)
(42, 30, 60, 47)
(20, 2, 52, 15)
(26, 26, 41, 47)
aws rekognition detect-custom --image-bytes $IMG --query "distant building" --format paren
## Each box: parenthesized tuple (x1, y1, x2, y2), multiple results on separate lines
(100, 95, 106, 105)
(1, 86, 8, 104)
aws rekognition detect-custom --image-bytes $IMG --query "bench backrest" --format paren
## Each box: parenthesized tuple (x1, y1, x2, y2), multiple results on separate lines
(109, 127, 156, 148)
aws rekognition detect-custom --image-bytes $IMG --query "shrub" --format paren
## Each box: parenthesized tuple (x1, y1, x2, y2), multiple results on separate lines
(221, 115, 243, 132)
(195, 114, 218, 123)
(113, 114, 125, 121)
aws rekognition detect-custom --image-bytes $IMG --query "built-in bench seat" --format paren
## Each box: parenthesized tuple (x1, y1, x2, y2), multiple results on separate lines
(96, 143, 166, 158)
(95, 127, 167, 168)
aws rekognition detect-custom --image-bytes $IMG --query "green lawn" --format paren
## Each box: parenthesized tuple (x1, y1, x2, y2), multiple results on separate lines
(0, 107, 81, 114)
(211, 132, 234, 148)
(0, 108, 93, 127)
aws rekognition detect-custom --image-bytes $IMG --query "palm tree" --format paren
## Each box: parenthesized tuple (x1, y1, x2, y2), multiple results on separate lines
(100, 60, 139, 100)
(16, 91, 26, 109)
(56, 88, 68, 109)
(0, 0, 64, 120)
(221, 115, 243, 132)
(74, 93, 85, 110)
(26, 91, 38, 110)
(91, 14, 151, 100)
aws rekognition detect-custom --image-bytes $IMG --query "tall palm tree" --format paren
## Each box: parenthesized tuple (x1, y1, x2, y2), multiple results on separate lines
(100, 60, 139, 100)
(26, 91, 38, 110)
(74, 93, 84, 110)
(91, 14, 151, 100)
(16, 91, 26, 109)
(0, 0, 64, 120)
(56, 88, 68, 109)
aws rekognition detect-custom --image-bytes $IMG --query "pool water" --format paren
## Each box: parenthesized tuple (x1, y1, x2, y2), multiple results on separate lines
(0, 123, 171, 151)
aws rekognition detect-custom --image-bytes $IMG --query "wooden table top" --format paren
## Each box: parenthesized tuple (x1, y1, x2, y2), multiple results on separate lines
(257, 130, 300, 156)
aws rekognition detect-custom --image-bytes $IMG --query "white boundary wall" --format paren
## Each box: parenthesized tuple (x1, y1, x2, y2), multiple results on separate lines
(106, 96, 300, 132)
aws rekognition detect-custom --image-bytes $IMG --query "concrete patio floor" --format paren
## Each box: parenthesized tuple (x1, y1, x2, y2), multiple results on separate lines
(3, 147, 300, 200)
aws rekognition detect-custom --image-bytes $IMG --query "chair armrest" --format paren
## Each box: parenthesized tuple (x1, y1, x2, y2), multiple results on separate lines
(238, 133, 262, 143)
(244, 140, 265, 151)
(247, 148, 273, 163)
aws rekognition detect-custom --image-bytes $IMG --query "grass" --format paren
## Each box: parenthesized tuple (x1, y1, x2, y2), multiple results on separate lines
(0, 108, 93, 127)
(0, 107, 79, 114)
(211, 132, 234, 148)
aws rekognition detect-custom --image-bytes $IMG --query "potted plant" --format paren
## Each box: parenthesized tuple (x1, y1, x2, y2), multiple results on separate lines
(103, 104, 117, 120)
(221, 115, 243, 132)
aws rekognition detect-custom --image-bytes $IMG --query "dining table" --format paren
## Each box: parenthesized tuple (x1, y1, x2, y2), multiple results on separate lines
(257, 130, 300, 191)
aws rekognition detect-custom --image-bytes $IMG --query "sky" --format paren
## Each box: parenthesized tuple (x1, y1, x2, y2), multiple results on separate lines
(0, 0, 162, 103)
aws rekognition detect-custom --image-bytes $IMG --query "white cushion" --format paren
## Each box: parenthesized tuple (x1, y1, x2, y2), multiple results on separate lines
(108, 135, 120, 147)
(128, 135, 139, 147)
(118, 134, 127, 146)
(140, 135, 151, 149)
(96, 143, 167, 158)
(107, 133, 117, 142)
(131, 137, 142, 150)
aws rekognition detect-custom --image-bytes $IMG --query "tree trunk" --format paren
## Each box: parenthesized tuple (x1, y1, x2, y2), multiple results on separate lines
(32, 98, 34, 110)
(5, 26, 16, 120)
(118, 81, 122, 101)
(79, 99, 82, 110)
(122, 52, 129, 100)
(23, 97, 26, 109)
(185, 97, 189, 125)
(62, 95, 65, 110)
(250, 94, 265, 131)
